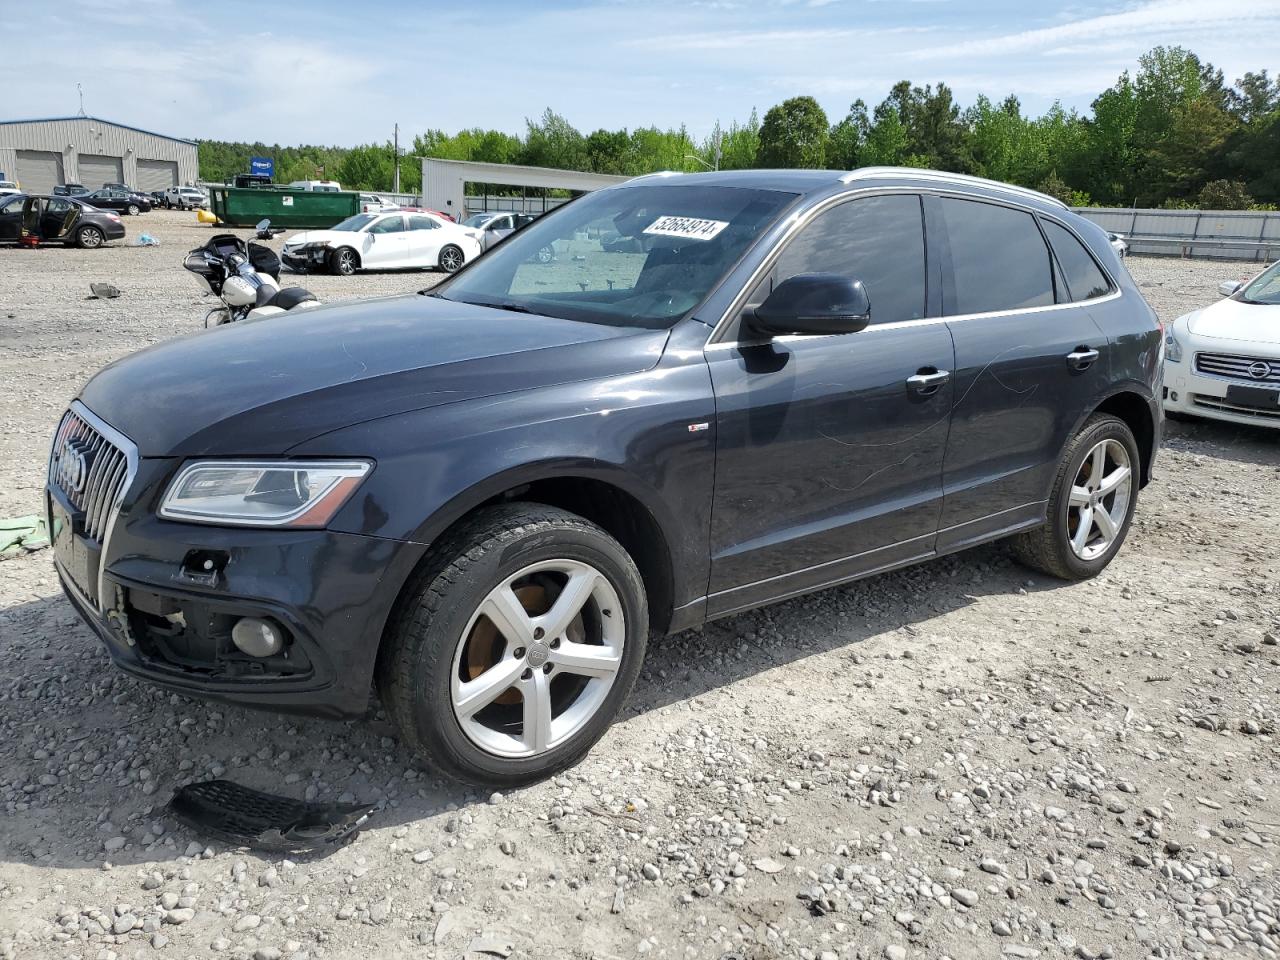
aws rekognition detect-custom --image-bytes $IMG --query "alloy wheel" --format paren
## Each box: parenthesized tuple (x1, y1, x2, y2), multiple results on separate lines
(440, 247, 464, 272)
(449, 558, 625, 759)
(1067, 438, 1132, 560)
(79, 228, 103, 249)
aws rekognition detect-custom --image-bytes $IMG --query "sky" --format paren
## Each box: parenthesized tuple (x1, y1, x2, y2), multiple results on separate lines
(4, 0, 1279, 147)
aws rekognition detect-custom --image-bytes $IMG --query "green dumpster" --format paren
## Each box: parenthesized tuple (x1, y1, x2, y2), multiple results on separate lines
(208, 187, 360, 229)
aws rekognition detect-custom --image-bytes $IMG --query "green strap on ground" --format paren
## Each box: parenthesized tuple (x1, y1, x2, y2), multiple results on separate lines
(0, 515, 49, 559)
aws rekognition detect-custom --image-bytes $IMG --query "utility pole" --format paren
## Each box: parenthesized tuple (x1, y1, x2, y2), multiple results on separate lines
(393, 123, 401, 194)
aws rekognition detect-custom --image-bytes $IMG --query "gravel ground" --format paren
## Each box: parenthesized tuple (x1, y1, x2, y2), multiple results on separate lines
(1, 211, 1278, 960)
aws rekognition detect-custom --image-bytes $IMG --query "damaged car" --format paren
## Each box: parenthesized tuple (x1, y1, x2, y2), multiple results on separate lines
(281, 210, 482, 276)
(48, 168, 1161, 787)
(0, 193, 125, 248)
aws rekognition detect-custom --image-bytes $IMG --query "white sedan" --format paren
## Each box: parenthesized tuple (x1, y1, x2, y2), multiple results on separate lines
(1163, 259, 1280, 428)
(281, 211, 482, 276)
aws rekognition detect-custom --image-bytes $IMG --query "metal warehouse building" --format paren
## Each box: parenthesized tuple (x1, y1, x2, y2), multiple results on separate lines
(0, 116, 199, 194)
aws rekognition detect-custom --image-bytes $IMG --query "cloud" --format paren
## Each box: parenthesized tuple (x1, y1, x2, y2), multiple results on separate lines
(907, 0, 1280, 60)
(628, 24, 935, 51)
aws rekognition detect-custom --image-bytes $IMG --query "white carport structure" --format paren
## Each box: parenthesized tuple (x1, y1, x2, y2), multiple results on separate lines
(421, 158, 628, 220)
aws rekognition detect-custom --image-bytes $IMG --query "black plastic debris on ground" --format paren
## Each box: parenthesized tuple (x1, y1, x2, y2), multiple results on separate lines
(168, 779, 377, 854)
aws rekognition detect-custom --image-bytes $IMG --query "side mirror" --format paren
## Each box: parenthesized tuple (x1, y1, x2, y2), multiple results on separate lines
(748, 273, 871, 337)
(1218, 280, 1242, 298)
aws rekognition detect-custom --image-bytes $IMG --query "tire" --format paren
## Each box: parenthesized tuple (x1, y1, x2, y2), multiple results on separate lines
(377, 503, 648, 787)
(438, 244, 464, 273)
(126, 204, 140, 216)
(329, 247, 358, 276)
(76, 226, 104, 249)
(1012, 413, 1141, 581)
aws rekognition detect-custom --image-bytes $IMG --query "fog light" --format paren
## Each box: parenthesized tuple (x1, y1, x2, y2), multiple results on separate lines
(231, 617, 284, 657)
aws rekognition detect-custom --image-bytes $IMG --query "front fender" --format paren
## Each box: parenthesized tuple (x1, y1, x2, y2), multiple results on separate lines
(287, 359, 718, 613)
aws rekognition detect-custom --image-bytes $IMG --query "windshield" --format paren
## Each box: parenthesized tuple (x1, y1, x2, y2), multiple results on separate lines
(1239, 261, 1280, 306)
(435, 183, 796, 328)
(330, 213, 377, 232)
(462, 213, 498, 227)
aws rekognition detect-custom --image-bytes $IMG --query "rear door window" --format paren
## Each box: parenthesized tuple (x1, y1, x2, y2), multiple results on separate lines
(939, 198, 1054, 315)
(408, 215, 439, 230)
(1042, 219, 1111, 302)
(770, 193, 927, 326)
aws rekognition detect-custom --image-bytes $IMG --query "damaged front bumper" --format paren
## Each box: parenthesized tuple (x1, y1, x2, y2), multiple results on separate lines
(281, 244, 331, 273)
(49, 464, 425, 719)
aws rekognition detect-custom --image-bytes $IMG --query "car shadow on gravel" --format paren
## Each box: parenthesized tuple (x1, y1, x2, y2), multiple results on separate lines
(1163, 415, 1280, 465)
(0, 541, 1060, 871)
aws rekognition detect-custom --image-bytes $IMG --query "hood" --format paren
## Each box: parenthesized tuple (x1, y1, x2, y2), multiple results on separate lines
(80, 294, 669, 456)
(284, 229, 356, 248)
(1186, 297, 1280, 345)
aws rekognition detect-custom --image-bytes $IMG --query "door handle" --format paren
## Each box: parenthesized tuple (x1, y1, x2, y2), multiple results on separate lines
(1066, 347, 1100, 371)
(906, 368, 951, 396)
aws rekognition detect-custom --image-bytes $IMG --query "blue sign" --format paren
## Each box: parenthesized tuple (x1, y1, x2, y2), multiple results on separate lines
(249, 156, 274, 178)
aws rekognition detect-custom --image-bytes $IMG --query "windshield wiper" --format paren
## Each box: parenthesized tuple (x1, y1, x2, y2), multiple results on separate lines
(483, 301, 540, 315)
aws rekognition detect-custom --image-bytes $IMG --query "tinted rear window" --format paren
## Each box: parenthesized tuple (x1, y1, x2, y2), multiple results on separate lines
(1043, 220, 1111, 302)
(940, 198, 1054, 315)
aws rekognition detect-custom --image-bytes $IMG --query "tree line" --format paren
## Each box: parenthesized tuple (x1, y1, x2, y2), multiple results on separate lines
(197, 46, 1279, 210)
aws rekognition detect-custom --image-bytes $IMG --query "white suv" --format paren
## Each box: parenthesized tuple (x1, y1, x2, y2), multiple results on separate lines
(165, 186, 208, 210)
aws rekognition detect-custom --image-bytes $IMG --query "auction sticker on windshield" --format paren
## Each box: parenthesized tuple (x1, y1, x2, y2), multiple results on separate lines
(643, 216, 729, 241)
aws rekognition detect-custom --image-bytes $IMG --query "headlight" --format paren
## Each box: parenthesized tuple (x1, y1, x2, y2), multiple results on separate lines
(1165, 317, 1187, 362)
(159, 460, 371, 527)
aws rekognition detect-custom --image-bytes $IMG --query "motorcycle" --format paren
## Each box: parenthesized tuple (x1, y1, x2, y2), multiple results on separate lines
(184, 219, 320, 327)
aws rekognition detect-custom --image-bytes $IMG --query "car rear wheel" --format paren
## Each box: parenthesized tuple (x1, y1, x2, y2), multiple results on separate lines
(1012, 413, 1140, 580)
(126, 204, 140, 216)
(377, 503, 648, 787)
(76, 226, 104, 249)
(329, 247, 358, 276)
(438, 244, 465, 273)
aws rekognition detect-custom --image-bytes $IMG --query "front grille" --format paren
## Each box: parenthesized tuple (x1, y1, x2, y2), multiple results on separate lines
(1195, 352, 1280, 384)
(48, 405, 134, 542)
(1192, 395, 1280, 420)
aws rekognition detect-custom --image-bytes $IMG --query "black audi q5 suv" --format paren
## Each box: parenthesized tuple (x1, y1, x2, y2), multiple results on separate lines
(48, 167, 1162, 785)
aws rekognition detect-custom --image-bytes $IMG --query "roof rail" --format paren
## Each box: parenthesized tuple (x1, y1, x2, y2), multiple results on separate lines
(841, 167, 1067, 209)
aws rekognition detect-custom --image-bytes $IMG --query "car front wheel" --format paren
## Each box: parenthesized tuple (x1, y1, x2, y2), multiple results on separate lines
(378, 503, 648, 787)
(329, 247, 358, 276)
(1013, 413, 1140, 580)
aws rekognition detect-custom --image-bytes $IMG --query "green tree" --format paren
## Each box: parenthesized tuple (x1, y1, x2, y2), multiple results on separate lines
(521, 109, 588, 170)
(584, 128, 631, 174)
(1081, 74, 1140, 203)
(756, 96, 829, 168)
(860, 105, 910, 166)
(335, 143, 393, 191)
(1144, 95, 1239, 202)
(827, 100, 870, 170)
(717, 111, 761, 170)
(1227, 70, 1280, 122)
(1198, 179, 1253, 209)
